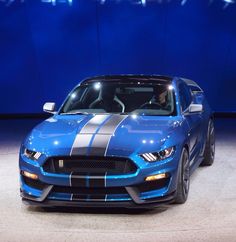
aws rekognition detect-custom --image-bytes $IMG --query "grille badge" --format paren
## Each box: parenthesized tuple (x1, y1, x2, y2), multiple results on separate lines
(59, 159, 64, 168)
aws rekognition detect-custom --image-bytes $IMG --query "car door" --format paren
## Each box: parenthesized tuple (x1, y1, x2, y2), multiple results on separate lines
(178, 82, 203, 164)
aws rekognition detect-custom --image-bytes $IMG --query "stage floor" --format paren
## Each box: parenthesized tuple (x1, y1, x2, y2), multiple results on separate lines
(0, 118, 235, 242)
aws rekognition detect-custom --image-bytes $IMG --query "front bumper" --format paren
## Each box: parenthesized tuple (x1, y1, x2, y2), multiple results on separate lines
(22, 191, 176, 208)
(19, 152, 180, 208)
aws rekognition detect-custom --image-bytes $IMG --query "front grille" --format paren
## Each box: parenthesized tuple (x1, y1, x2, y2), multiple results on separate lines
(43, 156, 137, 175)
(52, 186, 127, 195)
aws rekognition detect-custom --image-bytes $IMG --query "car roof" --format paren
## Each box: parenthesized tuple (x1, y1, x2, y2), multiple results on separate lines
(81, 74, 174, 85)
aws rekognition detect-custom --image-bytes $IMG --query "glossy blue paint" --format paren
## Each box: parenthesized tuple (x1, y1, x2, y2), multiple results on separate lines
(19, 76, 213, 207)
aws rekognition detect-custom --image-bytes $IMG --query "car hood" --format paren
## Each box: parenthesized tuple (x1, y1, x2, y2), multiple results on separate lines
(24, 114, 181, 157)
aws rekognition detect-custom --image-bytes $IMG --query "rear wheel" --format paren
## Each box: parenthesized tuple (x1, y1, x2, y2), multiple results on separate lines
(201, 119, 215, 166)
(174, 147, 190, 204)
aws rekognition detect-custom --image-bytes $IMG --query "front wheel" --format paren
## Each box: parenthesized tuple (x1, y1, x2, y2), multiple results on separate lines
(174, 147, 190, 204)
(201, 119, 215, 166)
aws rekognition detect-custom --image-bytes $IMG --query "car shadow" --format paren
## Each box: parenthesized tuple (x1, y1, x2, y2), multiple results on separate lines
(26, 204, 170, 215)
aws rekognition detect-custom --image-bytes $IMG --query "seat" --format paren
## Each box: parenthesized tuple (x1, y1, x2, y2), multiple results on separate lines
(89, 86, 125, 113)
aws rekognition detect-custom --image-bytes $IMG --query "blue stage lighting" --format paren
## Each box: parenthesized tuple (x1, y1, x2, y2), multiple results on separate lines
(0, 0, 73, 6)
(41, 0, 73, 6)
(222, 0, 235, 8)
(0, 0, 235, 8)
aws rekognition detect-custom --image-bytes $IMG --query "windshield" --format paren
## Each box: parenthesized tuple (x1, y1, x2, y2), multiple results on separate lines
(60, 82, 176, 116)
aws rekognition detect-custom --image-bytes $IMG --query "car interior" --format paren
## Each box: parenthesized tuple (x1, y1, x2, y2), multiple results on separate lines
(61, 83, 175, 115)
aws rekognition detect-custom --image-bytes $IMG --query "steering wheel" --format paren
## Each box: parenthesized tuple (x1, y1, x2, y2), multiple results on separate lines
(140, 102, 163, 109)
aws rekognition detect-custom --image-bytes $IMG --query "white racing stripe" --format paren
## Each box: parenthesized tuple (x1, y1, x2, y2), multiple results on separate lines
(70, 115, 110, 155)
(70, 114, 128, 156)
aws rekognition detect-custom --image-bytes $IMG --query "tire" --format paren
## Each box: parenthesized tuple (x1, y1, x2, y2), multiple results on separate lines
(174, 147, 190, 204)
(201, 119, 215, 166)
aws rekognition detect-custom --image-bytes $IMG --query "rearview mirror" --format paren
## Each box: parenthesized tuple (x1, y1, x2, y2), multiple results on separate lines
(189, 104, 203, 113)
(43, 102, 56, 114)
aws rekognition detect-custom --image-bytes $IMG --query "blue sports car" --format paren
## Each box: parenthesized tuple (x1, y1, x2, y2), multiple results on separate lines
(19, 75, 215, 208)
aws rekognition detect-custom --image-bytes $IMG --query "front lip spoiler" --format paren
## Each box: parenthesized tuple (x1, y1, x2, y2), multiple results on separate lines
(20, 185, 53, 202)
(21, 189, 176, 208)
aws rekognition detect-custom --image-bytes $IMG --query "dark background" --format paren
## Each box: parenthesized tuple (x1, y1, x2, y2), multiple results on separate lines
(0, 0, 235, 114)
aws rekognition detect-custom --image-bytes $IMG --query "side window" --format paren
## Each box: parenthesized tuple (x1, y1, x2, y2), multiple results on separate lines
(189, 85, 203, 94)
(179, 83, 192, 111)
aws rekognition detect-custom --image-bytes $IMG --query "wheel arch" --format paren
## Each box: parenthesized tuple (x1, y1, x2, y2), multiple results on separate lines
(183, 143, 189, 155)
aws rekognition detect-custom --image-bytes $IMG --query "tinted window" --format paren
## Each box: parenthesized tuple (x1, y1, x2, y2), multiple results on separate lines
(60, 82, 176, 116)
(189, 85, 202, 93)
(179, 83, 192, 111)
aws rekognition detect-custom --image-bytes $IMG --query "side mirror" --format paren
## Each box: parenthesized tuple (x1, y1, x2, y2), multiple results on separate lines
(189, 104, 203, 113)
(43, 102, 56, 114)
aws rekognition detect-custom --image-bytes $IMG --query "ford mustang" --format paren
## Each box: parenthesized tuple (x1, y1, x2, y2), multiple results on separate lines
(19, 75, 215, 208)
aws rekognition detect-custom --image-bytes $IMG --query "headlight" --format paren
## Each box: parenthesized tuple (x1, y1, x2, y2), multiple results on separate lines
(24, 148, 42, 160)
(140, 147, 175, 162)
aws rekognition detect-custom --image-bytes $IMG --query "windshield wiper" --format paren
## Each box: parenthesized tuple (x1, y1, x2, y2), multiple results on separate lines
(60, 111, 89, 115)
